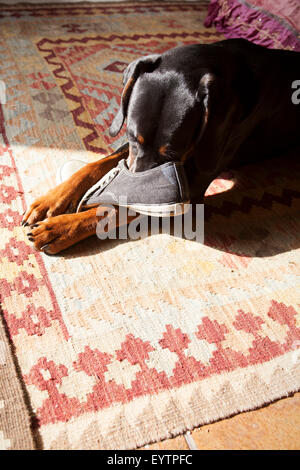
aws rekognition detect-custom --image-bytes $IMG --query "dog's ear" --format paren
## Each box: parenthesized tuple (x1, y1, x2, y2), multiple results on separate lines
(109, 54, 161, 137)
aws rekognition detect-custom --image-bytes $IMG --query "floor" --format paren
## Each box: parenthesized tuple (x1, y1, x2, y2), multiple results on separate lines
(141, 392, 300, 450)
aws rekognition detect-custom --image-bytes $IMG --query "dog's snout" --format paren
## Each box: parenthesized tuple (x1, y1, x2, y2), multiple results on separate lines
(127, 142, 169, 172)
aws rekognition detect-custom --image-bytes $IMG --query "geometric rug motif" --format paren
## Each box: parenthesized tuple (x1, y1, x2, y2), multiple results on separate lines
(0, 1, 299, 449)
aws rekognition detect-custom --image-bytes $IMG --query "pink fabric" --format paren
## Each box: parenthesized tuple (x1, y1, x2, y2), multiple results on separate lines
(250, 0, 300, 31)
(205, 0, 300, 51)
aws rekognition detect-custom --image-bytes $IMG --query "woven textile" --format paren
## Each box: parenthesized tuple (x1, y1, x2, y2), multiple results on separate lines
(0, 1, 300, 450)
(205, 0, 300, 51)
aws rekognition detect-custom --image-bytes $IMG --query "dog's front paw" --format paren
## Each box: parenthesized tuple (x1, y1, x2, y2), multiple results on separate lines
(26, 210, 98, 254)
(26, 215, 78, 254)
(22, 182, 80, 226)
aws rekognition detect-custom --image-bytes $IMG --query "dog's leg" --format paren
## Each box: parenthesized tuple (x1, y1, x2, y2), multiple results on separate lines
(22, 143, 129, 226)
(27, 203, 138, 254)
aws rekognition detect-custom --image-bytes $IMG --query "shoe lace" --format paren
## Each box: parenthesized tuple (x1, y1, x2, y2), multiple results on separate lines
(96, 165, 120, 193)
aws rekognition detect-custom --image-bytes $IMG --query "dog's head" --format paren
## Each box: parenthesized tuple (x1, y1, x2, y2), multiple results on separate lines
(109, 47, 218, 172)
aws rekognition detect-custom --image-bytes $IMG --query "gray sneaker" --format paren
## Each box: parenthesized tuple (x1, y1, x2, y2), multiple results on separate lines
(77, 159, 190, 217)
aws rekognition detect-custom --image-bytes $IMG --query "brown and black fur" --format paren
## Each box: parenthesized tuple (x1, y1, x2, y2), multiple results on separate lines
(23, 39, 300, 253)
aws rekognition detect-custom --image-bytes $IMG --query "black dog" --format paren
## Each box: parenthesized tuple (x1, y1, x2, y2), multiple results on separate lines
(23, 39, 300, 253)
(110, 38, 300, 199)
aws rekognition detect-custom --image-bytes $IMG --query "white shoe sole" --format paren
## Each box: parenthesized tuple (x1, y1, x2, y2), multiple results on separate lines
(79, 201, 190, 217)
(116, 201, 191, 217)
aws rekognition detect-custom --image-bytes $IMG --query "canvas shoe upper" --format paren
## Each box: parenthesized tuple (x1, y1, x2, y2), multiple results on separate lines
(76, 159, 190, 217)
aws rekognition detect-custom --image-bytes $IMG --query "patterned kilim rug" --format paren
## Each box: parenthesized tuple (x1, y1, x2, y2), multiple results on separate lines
(0, 1, 300, 450)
